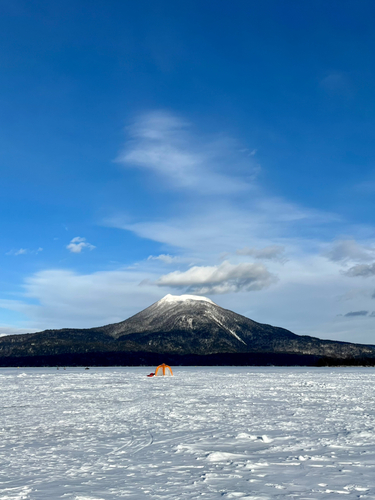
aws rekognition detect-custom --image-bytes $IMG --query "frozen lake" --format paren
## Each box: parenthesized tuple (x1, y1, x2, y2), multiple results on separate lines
(1, 366, 375, 499)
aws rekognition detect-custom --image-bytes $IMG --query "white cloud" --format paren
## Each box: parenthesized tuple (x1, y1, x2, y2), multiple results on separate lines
(66, 237, 95, 254)
(236, 245, 286, 262)
(6, 248, 27, 256)
(147, 254, 180, 264)
(156, 260, 277, 295)
(116, 110, 257, 194)
(6, 247, 43, 256)
(324, 239, 375, 263)
(344, 263, 375, 278)
(107, 200, 330, 259)
(0, 268, 164, 330)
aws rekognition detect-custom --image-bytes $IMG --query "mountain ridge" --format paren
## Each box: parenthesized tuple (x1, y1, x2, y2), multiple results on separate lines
(1, 294, 375, 365)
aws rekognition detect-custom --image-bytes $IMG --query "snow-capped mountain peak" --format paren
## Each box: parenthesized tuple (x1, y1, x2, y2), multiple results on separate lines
(158, 294, 215, 306)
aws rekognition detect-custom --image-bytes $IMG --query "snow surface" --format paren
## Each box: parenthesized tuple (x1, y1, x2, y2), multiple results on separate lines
(159, 294, 215, 305)
(2, 367, 375, 499)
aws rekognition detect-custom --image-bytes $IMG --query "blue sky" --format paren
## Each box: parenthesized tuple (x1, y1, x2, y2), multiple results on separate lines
(2, 0, 375, 343)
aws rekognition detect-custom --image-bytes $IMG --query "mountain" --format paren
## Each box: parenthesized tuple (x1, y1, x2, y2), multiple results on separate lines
(1, 294, 375, 366)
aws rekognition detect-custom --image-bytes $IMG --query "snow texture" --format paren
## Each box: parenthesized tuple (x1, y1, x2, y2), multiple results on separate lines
(1, 367, 375, 499)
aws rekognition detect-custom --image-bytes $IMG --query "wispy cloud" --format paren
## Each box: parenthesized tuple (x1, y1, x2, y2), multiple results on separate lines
(156, 260, 277, 295)
(108, 201, 331, 259)
(319, 72, 352, 96)
(0, 326, 38, 336)
(12, 248, 27, 256)
(325, 239, 375, 263)
(344, 310, 369, 317)
(116, 110, 258, 194)
(6, 247, 43, 256)
(343, 263, 375, 278)
(147, 254, 185, 264)
(0, 268, 163, 330)
(236, 245, 286, 262)
(109, 111, 339, 263)
(66, 237, 95, 254)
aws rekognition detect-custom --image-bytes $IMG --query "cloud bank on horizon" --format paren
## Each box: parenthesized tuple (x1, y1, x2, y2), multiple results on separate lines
(1, 1, 375, 344)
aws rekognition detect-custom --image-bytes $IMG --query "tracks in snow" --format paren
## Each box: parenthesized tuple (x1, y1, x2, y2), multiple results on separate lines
(108, 429, 154, 457)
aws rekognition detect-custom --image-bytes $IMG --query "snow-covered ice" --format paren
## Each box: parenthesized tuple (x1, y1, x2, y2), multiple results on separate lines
(1, 366, 375, 499)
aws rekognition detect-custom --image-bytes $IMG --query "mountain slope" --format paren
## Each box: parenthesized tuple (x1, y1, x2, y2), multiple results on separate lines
(1, 294, 375, 364)
(91, 294, 375, 358)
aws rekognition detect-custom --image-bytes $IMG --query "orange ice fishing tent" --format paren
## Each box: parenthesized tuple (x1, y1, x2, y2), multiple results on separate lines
(154, 363, 173, 376)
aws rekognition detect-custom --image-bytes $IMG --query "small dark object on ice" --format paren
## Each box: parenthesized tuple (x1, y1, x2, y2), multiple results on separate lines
(85, 367, 90, 370)
(147, 372, 155, 377)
